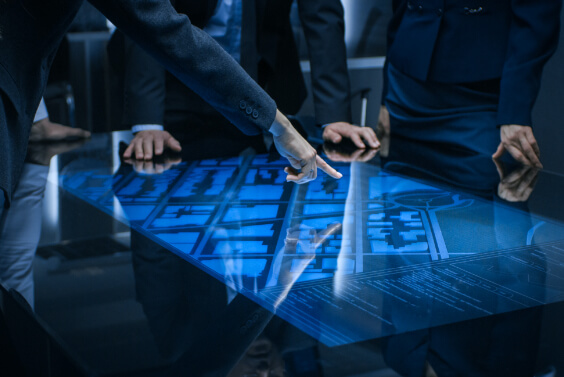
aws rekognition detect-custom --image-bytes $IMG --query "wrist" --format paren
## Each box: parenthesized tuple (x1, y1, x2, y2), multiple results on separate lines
(268, 110, 292, 137)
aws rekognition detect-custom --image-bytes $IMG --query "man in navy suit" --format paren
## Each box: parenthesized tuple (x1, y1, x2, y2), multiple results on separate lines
(0, 0, 342, 211)
(378, 0, 562, 168)
(109, 0, 379, 161)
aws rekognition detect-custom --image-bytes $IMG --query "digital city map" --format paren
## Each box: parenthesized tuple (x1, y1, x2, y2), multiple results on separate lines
(60, 154, 564, 346)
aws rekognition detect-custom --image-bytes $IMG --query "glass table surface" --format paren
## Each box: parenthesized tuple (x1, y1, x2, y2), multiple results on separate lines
(2, 131, 564, 377)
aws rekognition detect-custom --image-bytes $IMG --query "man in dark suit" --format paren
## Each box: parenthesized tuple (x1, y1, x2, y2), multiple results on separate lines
(109, 0, 379, 160)
(378, 0, 562, 168)
(0, 0, 342, 212)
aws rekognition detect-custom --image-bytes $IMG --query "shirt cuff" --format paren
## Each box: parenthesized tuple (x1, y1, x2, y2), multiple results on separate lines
(33, 98, 49, 123)
(131, 124, 164, 134)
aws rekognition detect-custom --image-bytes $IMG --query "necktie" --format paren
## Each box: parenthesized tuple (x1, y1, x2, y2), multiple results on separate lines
(240, 0, 258, 81)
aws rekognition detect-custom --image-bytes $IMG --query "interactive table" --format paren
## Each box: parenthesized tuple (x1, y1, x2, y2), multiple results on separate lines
(2, 131, 564, 376)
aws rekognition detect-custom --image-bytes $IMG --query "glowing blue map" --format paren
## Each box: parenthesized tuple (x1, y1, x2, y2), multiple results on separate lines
(60, 155, 564, 346)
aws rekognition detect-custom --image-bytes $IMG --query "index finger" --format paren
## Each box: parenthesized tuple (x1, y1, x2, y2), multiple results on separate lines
(316, 155, 343, 179)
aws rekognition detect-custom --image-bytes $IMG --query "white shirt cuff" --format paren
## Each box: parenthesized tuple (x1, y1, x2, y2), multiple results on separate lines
(33, 98, 49, 123)
(131, 124, 164, 134)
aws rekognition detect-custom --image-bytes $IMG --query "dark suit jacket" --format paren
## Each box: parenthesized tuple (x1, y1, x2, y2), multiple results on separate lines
(0, 0, 276, 205)
(109, 0, 352, 129)
(385, 0, 562, 127)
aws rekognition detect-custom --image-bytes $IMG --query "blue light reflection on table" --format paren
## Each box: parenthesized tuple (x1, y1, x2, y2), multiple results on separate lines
(60, 155, 564, 346)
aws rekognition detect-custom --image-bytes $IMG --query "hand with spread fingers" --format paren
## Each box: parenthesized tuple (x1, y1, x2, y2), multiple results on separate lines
(322, 122, 380, 149)
(492, 125, 543, 169)
(270, 110, 342, 184)
(123, 130, 182, 160)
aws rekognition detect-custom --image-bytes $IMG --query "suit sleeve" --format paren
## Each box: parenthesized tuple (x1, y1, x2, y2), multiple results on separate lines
(88, 0, 276, 136)
(297, 0, 352, 125)
(496, 0, 562, 127)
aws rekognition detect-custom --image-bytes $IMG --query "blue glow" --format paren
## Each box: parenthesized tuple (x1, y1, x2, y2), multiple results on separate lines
(213, 241, 268, 254)
(155, 232, 199, 244)
(252, 156, 287, 165)
(59, 154, 564, 349)
(369, 174, 439, 199)
(296, 273, 334, 282)
(370, 240, 429, 253)
(304, 204, 345, 215)
(120, 205, 155, 221)
(212, 224, 274, 238)
(322, 258, 338, 269)
(201, 258, 267, 278)
(238, 185, 283, 200)
(223, 205, 279, 222)
(152, 215, 209, 227)
(305, 179, 349, 200)
(291, 258, 315, 272)
(301, 217, 343, 229)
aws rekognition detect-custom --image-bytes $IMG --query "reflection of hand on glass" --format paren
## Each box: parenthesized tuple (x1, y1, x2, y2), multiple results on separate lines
(284, 222, 342, 255)
(227, 335, 285, 377)
(323, 142, 378, 163)
(270, 222, 341, 308)
(25, 139, 88, 166)
(494, 158, 539, 202)
(123, 154, 182, 175)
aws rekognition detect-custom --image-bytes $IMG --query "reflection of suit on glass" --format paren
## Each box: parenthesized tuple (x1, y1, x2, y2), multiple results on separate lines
(378, 136, 549, 376)
(130, 231, 317, 376)
(0, 163, 49, 310)
(383, 0, 562, 154)
(0, 0, 276, 207)
(382, 307, 545, 377)
(107, 0, 353, 136)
